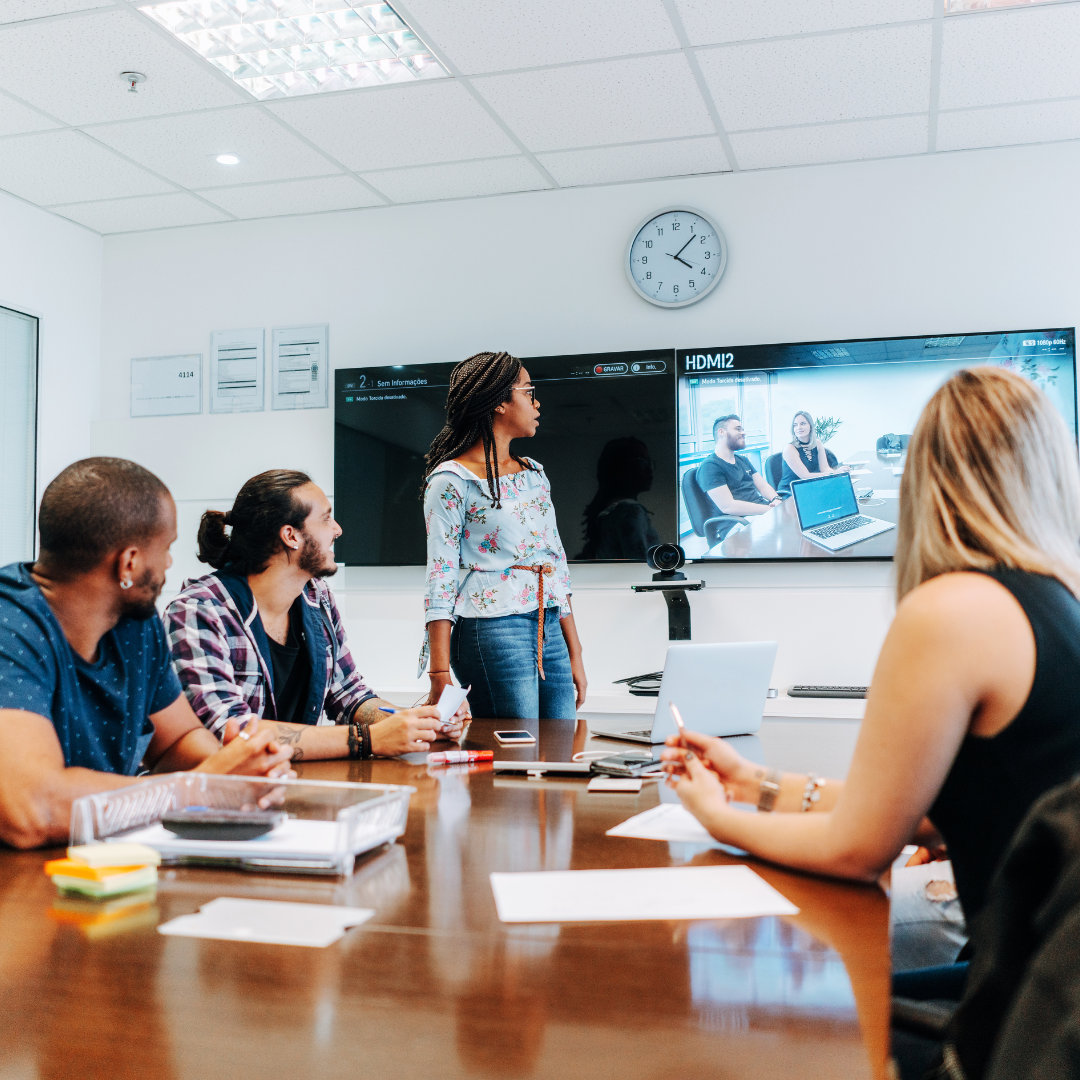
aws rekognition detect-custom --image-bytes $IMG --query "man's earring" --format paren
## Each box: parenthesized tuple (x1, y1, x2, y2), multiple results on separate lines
(120, 578, 133, 590)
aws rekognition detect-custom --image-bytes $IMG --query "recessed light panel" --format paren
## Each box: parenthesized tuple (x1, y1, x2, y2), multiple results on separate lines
(946, 0, 1069, 11)
(133, 0, 447, 99)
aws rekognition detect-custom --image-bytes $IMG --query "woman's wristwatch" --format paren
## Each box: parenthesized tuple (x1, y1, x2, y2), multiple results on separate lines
(757, 768, 781, 812)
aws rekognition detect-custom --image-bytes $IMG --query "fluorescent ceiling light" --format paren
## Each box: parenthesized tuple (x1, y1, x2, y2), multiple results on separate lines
(946, 0, 1073, 12)
(133, 0, 447, 100)
(216, 152, 240, 164)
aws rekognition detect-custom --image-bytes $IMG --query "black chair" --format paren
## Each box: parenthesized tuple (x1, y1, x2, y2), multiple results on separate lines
(892, 774, 1080, 1079)
(681, 465, 748, 547)
(876, 433, 910, 454)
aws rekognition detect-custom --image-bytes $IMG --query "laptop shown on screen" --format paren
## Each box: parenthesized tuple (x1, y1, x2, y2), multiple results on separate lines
(790, 472, 895, 552)
(588, 641, 778, 745)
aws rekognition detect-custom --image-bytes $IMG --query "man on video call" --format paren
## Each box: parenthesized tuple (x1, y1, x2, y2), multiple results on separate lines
(698, 414, 782, 517)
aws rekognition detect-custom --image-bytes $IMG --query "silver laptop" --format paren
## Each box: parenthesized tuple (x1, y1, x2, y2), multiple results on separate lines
(790, 472, 895, 552)
(588, 641, 778, 745)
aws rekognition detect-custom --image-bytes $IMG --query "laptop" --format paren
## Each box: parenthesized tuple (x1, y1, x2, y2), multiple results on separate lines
(790, 472, 895, 552)
(588, 641, 778, 745)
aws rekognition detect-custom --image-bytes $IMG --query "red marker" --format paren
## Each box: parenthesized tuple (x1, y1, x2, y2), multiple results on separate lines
(427, 750, 494, 766)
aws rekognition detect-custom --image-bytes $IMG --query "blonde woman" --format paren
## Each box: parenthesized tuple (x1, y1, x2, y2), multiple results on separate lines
(776, 410, 848, 495)
(663, 367, 1080, 936)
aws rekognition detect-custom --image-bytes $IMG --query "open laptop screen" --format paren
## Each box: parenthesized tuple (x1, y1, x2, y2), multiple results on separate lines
(792, 473, 859, 530)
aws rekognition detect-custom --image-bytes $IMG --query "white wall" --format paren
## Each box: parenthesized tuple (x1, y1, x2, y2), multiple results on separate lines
(92, 141, 1080, 707)
(0, 188, 103, 503)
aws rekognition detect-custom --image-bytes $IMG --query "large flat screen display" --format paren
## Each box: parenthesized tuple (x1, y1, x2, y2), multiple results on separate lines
(676, 328, 1077, 561)
(333, 349, 677, 566)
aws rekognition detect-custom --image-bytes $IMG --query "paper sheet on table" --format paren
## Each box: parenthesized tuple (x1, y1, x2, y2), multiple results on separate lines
(607, 803, 746, 853)
(490, 865, 798, 923)
(873, 489, 900, 499)
(158, 897, 374, 947)
(849, 467, 871, 476)
(437, 683, 469, 725)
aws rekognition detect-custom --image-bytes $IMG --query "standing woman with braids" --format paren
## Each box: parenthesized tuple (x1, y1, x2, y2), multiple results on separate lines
(422, 351, 586, 719)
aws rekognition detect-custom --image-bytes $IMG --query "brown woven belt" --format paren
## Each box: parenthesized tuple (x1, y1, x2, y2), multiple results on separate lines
(509, 562, 555, 679)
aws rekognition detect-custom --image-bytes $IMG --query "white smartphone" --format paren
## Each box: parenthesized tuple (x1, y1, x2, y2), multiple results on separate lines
(493, 730, 536, 745)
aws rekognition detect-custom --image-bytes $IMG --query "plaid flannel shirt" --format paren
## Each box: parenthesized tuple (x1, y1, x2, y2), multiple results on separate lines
(164, 572, 376, 737)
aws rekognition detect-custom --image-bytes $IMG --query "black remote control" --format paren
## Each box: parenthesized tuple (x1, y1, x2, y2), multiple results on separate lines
(161, 808, 286, 841)
(788, 685, 868, 699)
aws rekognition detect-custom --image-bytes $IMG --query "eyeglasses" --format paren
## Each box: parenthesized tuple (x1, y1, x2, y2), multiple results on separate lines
(512, 384, 537, 403)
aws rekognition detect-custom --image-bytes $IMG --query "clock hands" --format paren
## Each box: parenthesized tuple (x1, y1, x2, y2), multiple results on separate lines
(667, 231, 697, 268)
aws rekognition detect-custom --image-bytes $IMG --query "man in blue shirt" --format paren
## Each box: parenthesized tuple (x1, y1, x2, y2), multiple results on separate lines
(0, 457, 293, 849)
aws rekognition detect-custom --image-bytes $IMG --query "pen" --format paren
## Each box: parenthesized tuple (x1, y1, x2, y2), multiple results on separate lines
(427, 750, 494, 766)
(670, 703, 687, 753)
(378, 706, 396, 714)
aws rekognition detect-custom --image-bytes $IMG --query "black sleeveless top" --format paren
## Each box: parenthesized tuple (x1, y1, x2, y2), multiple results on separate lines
(928, 568, 1080, 921)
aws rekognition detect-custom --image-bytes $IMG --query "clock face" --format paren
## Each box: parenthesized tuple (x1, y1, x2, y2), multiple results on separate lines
(626, 208, 727, 307)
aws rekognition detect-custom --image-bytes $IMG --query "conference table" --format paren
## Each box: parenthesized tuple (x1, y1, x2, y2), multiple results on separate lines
(0, 718, 888, 1080)
(718, 451, 904, 559)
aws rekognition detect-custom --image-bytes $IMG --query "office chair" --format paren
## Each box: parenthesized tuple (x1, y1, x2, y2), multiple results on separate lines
(876, 433, 910, 454)
(681, 465, 748, 547)
(892, 774, 1080, 1080)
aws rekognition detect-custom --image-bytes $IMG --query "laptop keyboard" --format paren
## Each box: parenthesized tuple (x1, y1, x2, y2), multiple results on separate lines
(808, 515, 873, 539)
(622, 729, 653, 739)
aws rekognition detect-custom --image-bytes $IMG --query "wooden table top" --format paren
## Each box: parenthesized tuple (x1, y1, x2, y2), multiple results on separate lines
(0, 719, 888, 1080)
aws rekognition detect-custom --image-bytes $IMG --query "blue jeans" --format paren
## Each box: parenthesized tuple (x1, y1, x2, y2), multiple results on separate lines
(451, 609, 576, 720)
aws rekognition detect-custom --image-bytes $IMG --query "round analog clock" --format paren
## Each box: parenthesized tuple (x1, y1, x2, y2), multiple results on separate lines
(626, 207, 727, 308)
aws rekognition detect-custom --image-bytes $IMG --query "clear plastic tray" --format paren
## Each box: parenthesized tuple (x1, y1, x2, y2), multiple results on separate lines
(69, 774, 414, 876)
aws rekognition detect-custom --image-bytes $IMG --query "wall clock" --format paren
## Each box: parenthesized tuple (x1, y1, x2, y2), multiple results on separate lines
(626, 207, 727, 307)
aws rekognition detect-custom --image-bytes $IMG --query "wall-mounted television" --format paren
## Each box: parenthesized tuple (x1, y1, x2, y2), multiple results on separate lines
(333, 349, 677, 566)
(676, 327, 1077, 561)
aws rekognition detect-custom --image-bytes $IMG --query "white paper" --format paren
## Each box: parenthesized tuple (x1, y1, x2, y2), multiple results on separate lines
(158, 897, 374, 947)
(130, 353, 201, 417)
(873, 489, 901, 499)
(271, 324, 328, 411)
(490, 865, 798, 923)
(210, 328, 264, 413)
(120, 818, 343, 860)
(607, 803, 725, 846)
(437, 683, 469, 726)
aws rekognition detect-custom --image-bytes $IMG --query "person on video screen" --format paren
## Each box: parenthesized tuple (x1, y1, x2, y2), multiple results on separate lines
(698, 414, 781, 517)
(776, 410, 850, 496)
(577, 436, 660, 561)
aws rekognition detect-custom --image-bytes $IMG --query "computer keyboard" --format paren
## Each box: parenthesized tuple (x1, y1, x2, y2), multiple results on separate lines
(807, 515, 872, 539)
(788, 685, 868, 699)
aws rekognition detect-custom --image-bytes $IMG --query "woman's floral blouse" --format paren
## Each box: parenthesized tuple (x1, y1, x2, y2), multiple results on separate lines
(423, 458, 572, 624)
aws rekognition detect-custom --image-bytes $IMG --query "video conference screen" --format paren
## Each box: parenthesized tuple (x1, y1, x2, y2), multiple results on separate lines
(676, 328, 1077, 561)
(333, 327, 1076, 566)
(333, 349, 677, 566)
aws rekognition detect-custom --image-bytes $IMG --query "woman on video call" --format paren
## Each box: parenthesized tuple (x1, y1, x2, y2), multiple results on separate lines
(421, 351, 586, 720)
(776, 409, 849, 495)
(663, 367, 1080, 956)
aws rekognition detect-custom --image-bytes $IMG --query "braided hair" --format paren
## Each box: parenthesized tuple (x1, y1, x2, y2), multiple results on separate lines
(422, 351, 537, 507)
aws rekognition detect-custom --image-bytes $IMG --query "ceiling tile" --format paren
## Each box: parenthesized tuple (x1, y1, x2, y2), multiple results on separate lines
(538, 137, 729, 187)
(0, 0, 114, 24)
(198, 175, 383, 218)
(938, 99, 1080, 151)
(363, 155, 548, 202)
(0, 7, 247, 125)
(0, 91, 61, 135)
(730, 116, 928, 169)
(940, 5, 1080, 110)
(266, 81, 519, 170)
(51, 191, 230, 233)
(473, 54, 714, 152)
(698, 23, 932, 130)
(0, 129, 174, 204)
(88, 106, 343, 188)
(402, 0, 680, 74)
(675, 0, 934, 45)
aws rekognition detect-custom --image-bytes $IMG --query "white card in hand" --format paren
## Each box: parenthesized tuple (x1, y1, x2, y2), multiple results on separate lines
(437, 683, 469, 725)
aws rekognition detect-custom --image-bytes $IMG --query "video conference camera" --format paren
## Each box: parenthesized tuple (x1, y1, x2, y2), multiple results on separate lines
(646, 542, 686, 581)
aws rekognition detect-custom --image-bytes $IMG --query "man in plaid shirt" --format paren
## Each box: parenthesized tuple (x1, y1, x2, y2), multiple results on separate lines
(165, 470, 466, 761)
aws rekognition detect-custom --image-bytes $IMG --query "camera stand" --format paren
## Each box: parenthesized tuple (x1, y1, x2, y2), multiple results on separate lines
(630, 571, 705, 640)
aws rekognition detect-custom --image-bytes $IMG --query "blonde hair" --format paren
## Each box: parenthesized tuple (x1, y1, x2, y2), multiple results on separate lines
(790, 409, 820, 450)
(895, 366, 1080, 602)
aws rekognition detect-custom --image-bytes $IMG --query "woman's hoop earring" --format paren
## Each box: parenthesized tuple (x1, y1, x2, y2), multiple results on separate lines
(119, 578, 133, 590)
